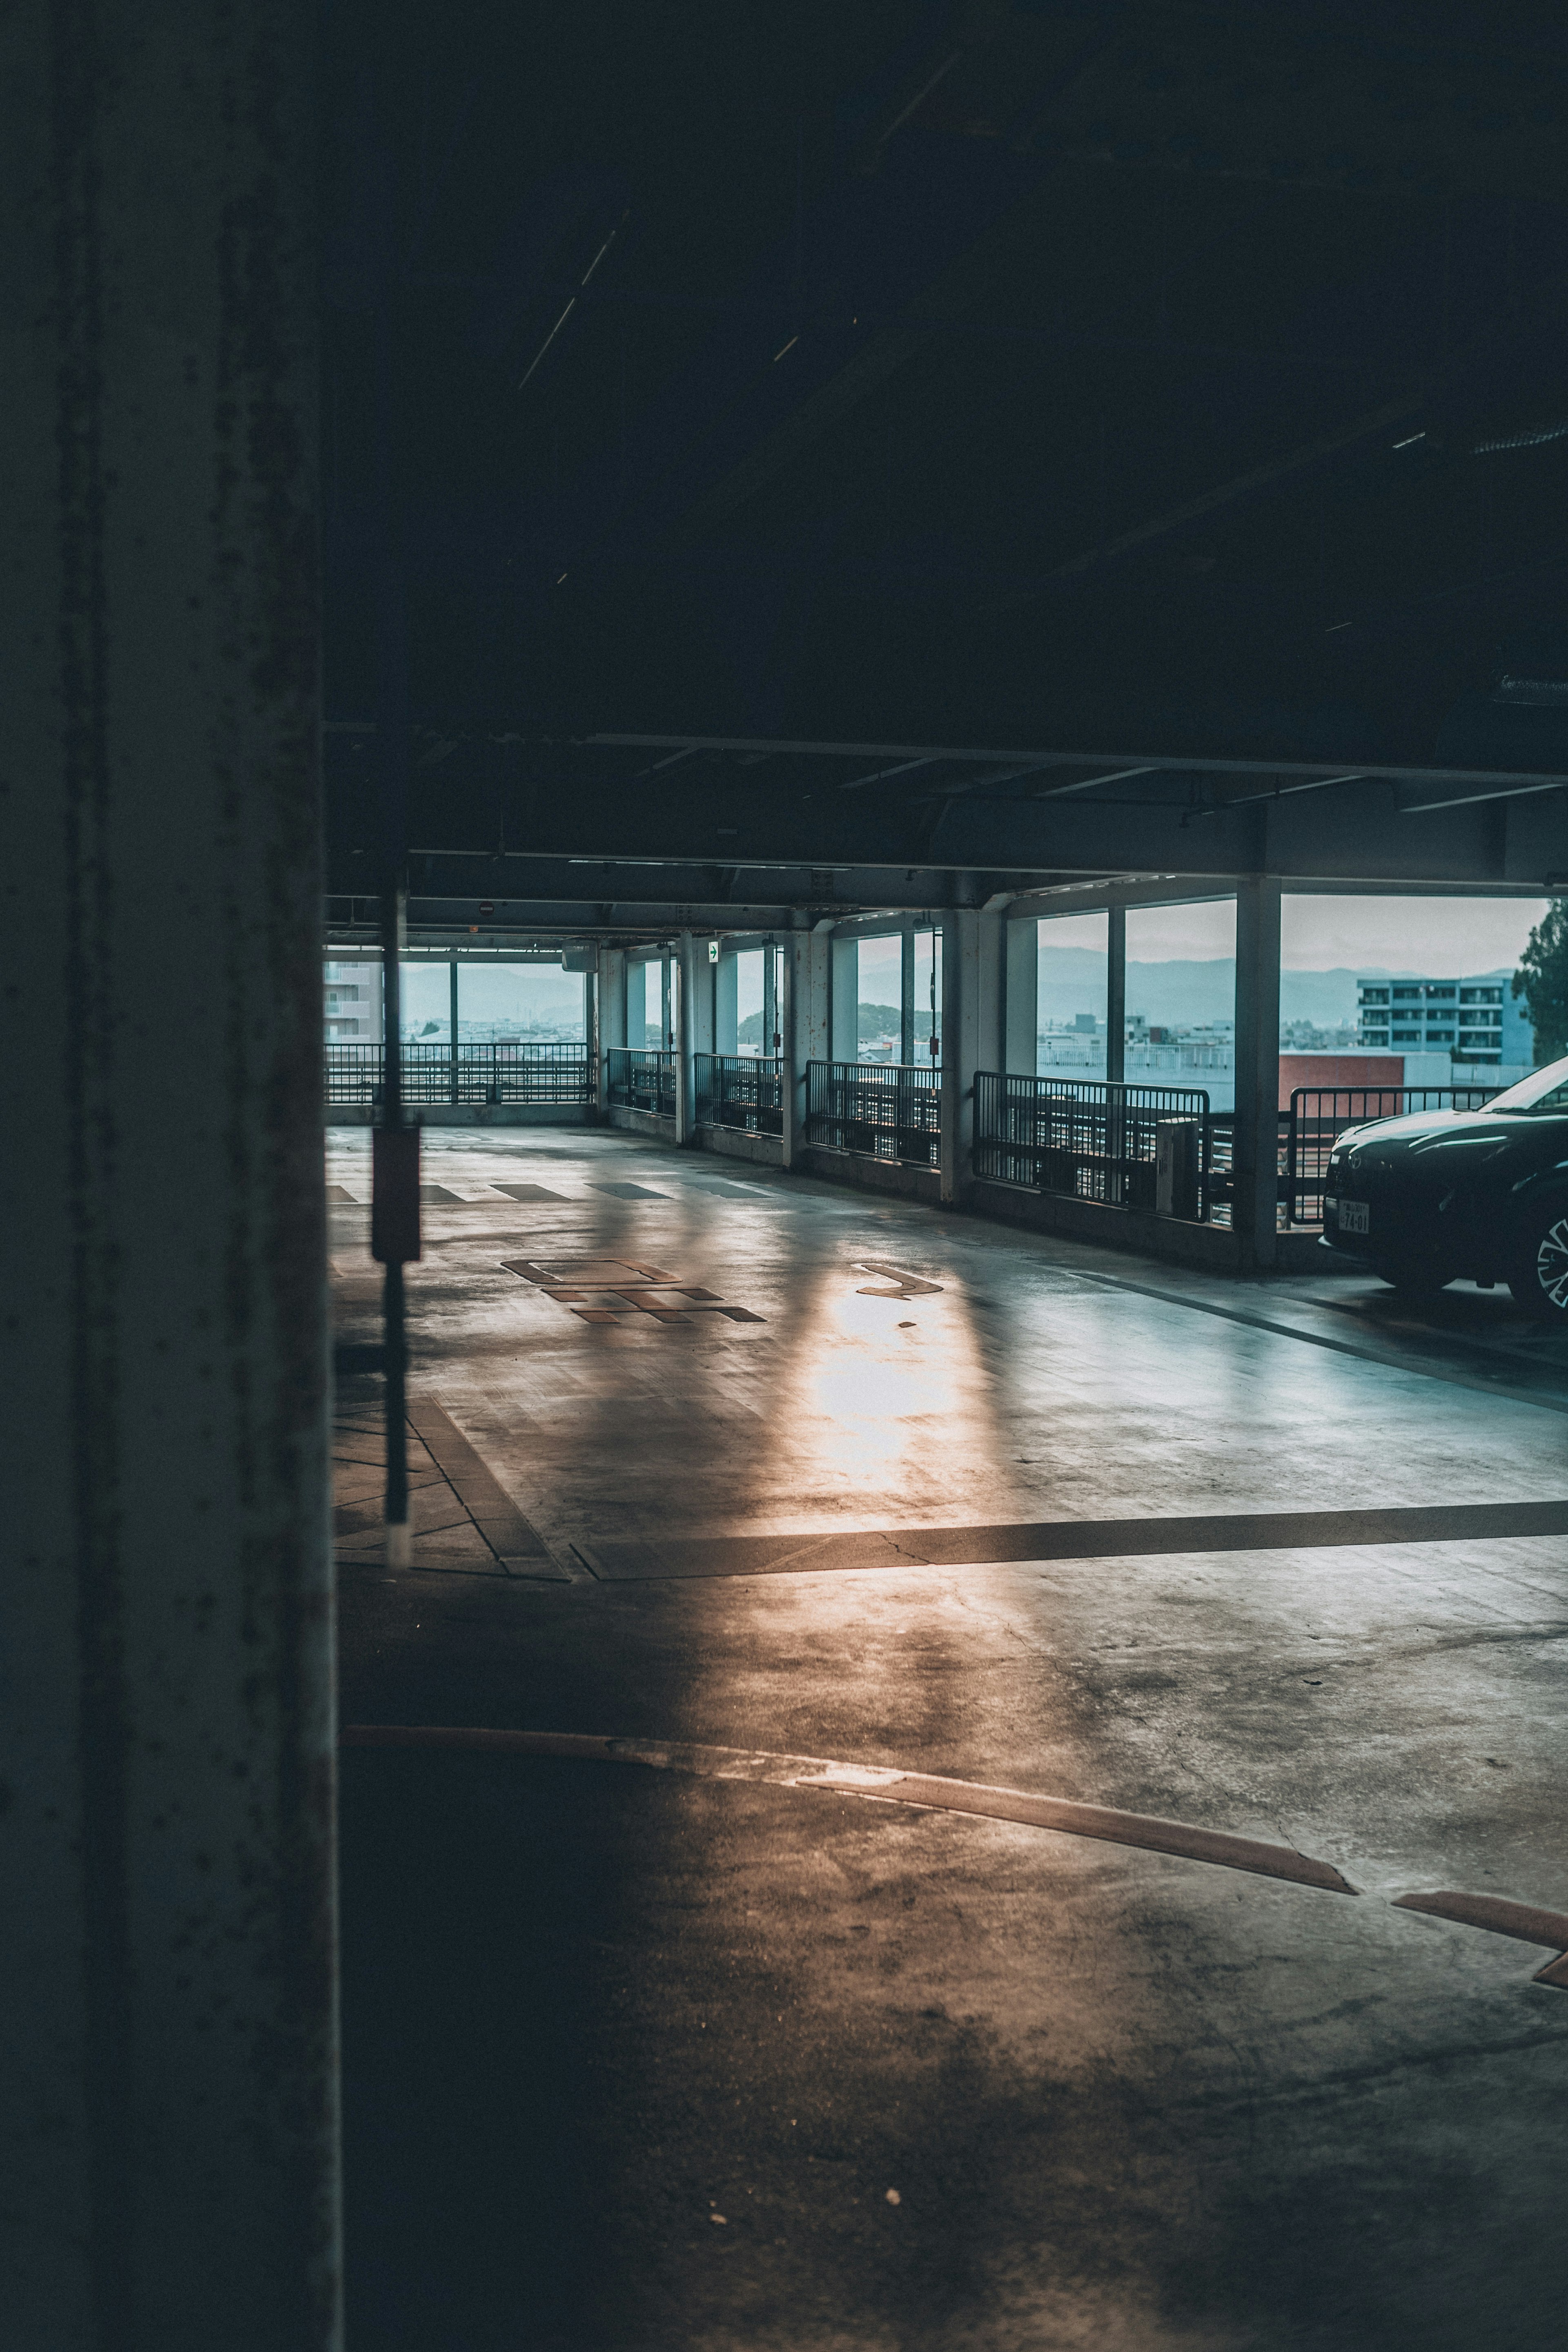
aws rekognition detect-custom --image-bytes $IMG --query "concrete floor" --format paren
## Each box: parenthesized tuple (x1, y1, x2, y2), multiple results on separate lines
(331, 1126, 1568, 2352)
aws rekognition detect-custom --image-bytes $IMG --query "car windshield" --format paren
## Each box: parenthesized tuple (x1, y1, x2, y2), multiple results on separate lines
(1484, 1054, 1568, 1114)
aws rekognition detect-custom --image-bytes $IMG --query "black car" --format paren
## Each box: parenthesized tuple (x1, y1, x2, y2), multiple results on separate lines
(1321, 1055, 1568, 1323)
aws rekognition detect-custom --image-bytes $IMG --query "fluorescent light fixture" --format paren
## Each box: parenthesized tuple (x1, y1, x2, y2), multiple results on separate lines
(773, 335, 798, 362)
(1392, 432, 1426, 449)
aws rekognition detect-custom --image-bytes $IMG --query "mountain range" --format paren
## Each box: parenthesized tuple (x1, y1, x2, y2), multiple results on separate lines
(1038, 951, 1515, 1029)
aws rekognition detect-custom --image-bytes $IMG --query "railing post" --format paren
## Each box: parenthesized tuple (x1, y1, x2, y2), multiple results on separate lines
(448, 959, 459, 1105)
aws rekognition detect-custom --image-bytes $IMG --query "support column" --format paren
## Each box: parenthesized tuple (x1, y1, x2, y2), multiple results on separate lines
(783, 922, 831, 1167)
(1005, 915, 1038, 1074)
(1106, 906, 1127, 1083)
(596, 947, 624, 1115)
(2, 4, 339, 2343)
(675, 931, 698, 1143)
(940, 911, 982, 1205)
(900, 924, 916, 1065)
(448, 959, 460, 1102)
(1232, 876, 1283, 1272)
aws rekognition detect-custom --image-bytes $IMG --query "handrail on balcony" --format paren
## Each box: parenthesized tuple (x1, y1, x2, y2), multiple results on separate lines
(324, 1040, 590, 1107)
(695, 1053, 784, 1136)
(974, 1071, 1217, 1218)
(605, 1044, 677, 1118)
(805, 1059, 941, 1168)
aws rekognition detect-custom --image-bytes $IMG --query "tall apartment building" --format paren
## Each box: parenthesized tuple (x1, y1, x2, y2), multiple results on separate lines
(1356, 971, 1531, 1068)
(324, 958, 382, 1040)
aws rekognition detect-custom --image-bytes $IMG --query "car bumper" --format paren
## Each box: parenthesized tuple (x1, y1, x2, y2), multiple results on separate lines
(1319, 1231, 1377, 1264)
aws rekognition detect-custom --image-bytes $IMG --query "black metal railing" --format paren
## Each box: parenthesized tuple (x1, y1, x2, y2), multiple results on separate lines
(605, 1045, 677, 1117)
(1284, 1085, 1499, 1225)
(695, 1054, 783, 1136)
(805, 1060, 941, 1167)
(325, 1040, 590, 1106)
(973, 1072, 1217, 1216)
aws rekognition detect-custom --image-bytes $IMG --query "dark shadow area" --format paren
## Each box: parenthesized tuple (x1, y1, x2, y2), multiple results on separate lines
(339, 1751, 637, 2350)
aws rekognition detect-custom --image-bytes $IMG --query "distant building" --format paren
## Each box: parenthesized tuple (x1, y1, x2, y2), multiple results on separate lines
(1356, 971, 1530, 1069)
(324, 958, 381, 1040)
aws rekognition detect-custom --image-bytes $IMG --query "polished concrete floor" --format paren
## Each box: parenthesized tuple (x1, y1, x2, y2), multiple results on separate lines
(330, 1126, 1568, 2352)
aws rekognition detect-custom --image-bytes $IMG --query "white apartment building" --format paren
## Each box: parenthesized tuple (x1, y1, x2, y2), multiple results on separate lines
(1356, 970, 1529, 1069)
(324, 959, 381, 1040)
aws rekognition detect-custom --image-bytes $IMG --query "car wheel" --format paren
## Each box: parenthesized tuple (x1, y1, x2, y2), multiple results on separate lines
(1369, 1256, 1453, 1297)
(1508, 1198, 1568, 1325)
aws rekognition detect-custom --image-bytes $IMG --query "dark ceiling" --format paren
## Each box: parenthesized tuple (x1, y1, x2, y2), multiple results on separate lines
(324, 0, 1568, 882)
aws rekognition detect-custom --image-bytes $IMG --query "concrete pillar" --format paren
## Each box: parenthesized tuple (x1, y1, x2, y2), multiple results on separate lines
(1005, 916, 1038, 1074)
(2, 5, 339, 2344)
(782, 923, 831, 1167)
(940, 911, 982, 1205)
(830, 935, 858, 1062)
(1233, 877, 1283, 1272)
(1106, 906, 1127, 1084)
(597, 947, 625, 1114)
(900, 924, 916, 1065)
(675, 932, 697, 1143)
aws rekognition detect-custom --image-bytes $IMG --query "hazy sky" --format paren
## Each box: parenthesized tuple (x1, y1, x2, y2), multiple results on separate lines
(1040, 896, 1547, 972)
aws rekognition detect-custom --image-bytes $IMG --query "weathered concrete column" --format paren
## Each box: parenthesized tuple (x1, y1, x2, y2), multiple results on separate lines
(675, 931, 699, 1143)
(940, 911, 984, 1205)
(1232, 876, 1283, 1272)
(2, 6, 339, 2345)
(1106, 906, 1127, 1084)
(782, 921, 830, 1167)
(597, 947, 625, 1114)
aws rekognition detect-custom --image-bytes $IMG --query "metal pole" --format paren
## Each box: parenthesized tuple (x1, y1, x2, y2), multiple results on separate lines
(1106, 906, 1126, 1205)
(449, 958, 459, 1104)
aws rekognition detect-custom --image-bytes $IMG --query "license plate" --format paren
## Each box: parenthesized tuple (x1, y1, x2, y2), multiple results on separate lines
(1338, 1199, 1370, 1236)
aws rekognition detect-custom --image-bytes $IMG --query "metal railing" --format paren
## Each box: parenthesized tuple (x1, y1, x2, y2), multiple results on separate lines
(1285, 1085, 1499, 1225)
(695, 1054, 783, 1136)
(325, 1040, 590, 1106)
(974, 1072, 1216, 1216)
(806, 1060, 941, 1167)
(605, 1045, 677, 1118)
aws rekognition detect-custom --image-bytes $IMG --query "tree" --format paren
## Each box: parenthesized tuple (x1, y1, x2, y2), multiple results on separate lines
(1513, 900, 1568, 1062)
